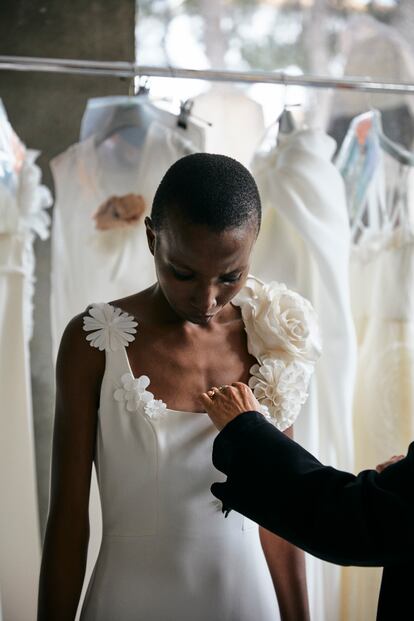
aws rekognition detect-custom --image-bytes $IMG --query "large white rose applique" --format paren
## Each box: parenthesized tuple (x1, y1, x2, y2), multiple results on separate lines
(233, 276, 321, 430)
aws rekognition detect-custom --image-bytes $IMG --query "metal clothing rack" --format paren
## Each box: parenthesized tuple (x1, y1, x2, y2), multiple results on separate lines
(1, 55, 414, 95)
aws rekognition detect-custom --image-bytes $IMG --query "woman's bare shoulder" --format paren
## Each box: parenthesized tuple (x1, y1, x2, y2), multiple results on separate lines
(57, 309, 105, 382)
(109, 285, 155, 323)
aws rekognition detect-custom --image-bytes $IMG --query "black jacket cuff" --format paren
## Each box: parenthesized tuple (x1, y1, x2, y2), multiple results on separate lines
(212, 410, 269, 475)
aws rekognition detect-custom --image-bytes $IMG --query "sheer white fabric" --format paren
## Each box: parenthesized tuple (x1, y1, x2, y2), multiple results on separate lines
(338, 111, 414, 619)
(51, 121, 205, 355)
(192, 85, 265, 167)
(51, 115, 205, 619)
(251, 129, 356, 621)
(0, 102, 51, 621)
(341, 226, 414, 620)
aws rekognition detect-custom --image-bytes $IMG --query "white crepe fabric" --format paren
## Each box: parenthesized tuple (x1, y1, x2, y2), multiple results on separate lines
(251, 129, 357, 621)
(0, 102, 51, 621)
(192, 85, 265, 168)
(80, 326, 278, 619)
(51, 115, 205, 620)
(79, 274, 319, 620)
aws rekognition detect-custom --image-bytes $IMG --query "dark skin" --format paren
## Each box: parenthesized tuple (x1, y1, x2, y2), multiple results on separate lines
(38, 213, 310, 621)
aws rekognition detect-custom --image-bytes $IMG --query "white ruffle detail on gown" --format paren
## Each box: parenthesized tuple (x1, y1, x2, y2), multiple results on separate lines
(232, 276, 321, 430)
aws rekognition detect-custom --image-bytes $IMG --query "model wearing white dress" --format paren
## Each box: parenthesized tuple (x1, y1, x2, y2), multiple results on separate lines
(80, 276, 320, 620)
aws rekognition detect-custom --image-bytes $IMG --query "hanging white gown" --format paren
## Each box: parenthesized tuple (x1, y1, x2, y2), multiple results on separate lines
(192, 84, 265, 167)
(51, 112, 205, 619)
(251, 129, 356, 621)
(339, 226, 414, 621)
(51, 120, 205, 355)
(336, 114, 414, 621)
(0, 102, 51, 621)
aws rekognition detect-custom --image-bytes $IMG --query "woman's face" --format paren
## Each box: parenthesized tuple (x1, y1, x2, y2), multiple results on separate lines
(145, 214, 257, 325)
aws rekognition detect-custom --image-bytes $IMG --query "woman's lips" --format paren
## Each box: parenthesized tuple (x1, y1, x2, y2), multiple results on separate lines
(188, 313, 215, 324)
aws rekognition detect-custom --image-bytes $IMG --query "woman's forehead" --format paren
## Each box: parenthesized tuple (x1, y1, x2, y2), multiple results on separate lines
(159, 220, 256, 265)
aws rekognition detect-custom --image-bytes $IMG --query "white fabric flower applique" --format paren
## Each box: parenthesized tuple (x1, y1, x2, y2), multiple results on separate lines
(83, 303, 138, 351)
(233, 276, 322, 430)
(249, 358, 314, 431)
(113, 373, 167, 420)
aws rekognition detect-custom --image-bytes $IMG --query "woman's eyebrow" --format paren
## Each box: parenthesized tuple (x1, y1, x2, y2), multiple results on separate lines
(220, 268, 244, 277)
(168, 260, 193, 271)
(168, 260, 246, 276)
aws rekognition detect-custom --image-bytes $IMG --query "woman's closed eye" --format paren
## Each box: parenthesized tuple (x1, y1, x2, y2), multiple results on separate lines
(170, 266, 193, 281)
(220, 273, 242, 284)
(170, 266, 242, 284)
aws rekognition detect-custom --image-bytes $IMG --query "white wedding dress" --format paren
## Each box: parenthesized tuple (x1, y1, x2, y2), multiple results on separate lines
(0, 101, 51, 621)
(79, 277, 320, 620)
(51, 113, 206, 617)
(50, 119, 205, 357)
(337, 113, 414, 621)
(251, 129, 356, 621)
(341, 225, 414, 621)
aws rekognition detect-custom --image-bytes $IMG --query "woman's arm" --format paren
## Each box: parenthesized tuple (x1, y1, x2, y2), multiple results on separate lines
(37, 314, 104, 621)
(259, 425, 310, 621)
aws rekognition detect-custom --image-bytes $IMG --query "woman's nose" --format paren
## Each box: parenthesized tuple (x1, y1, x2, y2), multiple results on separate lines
(191, 286, 218, 314)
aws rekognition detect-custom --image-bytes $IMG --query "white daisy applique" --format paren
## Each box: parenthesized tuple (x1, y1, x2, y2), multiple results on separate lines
(83, 303, 138, 351)
(114, 373, 168, 420)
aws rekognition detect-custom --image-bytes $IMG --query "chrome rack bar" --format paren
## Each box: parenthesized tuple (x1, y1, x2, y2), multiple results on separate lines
(1, 55, 414, 95)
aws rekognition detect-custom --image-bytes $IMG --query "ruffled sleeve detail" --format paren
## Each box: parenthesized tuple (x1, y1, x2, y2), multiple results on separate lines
(83, 303, 138, 351)
(233, 276, 322, 430)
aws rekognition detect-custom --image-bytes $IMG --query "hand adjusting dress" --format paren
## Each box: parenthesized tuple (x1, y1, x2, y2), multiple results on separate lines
(80, 276, 321, 621)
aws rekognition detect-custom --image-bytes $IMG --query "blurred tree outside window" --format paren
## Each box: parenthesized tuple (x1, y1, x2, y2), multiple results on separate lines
(135, 1, 414, 136)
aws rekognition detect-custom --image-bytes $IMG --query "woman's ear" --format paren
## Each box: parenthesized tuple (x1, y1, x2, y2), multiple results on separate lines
(145, 216, 156, 256)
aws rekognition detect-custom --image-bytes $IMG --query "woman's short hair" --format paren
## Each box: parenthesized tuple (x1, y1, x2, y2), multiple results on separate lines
(151, 152, 261, 233)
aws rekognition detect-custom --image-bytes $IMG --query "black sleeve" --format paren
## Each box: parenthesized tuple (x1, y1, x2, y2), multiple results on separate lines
(211, 411, 414, 567)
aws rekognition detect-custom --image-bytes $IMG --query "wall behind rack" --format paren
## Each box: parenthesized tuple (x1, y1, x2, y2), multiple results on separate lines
(0, 0, 135, 538)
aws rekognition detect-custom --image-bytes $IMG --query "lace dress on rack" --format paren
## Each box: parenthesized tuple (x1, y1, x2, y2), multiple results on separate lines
(0, 100, 52, 620)
(337, 111, 414, 621)
(250, 128, 356, 621)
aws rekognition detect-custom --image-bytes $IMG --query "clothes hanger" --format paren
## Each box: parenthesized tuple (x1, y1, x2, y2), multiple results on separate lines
(177, 99, 194, 130)
(276, 78, 299, 139)
(372, 107, 414, 168)
(94, 75, 158, 148)
(350, 97, 414, 236)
